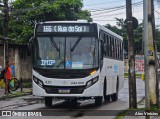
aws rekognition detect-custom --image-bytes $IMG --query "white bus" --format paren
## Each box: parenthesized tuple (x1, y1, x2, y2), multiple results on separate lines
(30, 21, 124, 107)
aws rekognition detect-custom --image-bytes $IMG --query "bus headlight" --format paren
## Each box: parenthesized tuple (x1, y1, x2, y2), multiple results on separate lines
(33, 76, 43, 88)
(86, 76, 99, 88)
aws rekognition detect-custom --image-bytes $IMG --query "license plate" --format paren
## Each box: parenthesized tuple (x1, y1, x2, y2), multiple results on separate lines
(58, 89, 70, 93)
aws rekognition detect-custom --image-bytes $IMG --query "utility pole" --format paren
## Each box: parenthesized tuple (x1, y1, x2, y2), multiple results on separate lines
(143, 1, 150, 119)
(152, 0, 160, 109)
(147, 0, 159, 107)
(126, 0, 137, 109)
(3, 0, 9, 64)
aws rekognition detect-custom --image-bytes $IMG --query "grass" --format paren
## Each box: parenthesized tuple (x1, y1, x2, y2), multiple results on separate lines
(0, 91, 31, 100)
(138, 107, 160, 111)
(22, 79, 32, 88)
(124, 73, 143, 77)
(114, 110, 128, 119)
(23, 82, 32, 88)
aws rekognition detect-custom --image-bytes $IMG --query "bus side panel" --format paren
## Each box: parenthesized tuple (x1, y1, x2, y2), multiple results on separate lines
(112, 60, 124, 93)
(118, 60, 124, 91)
(100, 58, 113, 95)
(100, 58, 124, 95)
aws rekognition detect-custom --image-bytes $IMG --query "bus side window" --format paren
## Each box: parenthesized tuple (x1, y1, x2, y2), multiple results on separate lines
(112, 37, 114, 58)
(117, 40, 120, 59)
(99, 32, 105, 59)
(116, 39, 119, 59)
(103, 34, 107, 56)
(100, 40, 104, 60)
(114, 39, 117, 59)
(106, 35, 109, 57)
(120, 41, 123, 60)
(109, 36, 112, 57)
(117, 40, 119, 59)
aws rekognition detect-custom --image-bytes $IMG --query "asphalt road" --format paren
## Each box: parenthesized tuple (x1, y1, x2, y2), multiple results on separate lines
(0, 78, 145, 119)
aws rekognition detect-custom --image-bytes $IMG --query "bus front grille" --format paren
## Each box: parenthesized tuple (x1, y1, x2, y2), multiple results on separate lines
(43, 86, 86, 94)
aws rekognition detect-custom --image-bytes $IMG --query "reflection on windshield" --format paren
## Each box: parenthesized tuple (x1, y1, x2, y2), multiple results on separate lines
(34, 36, 98, 69)
(35, 37, 65, 69)
(71, 37, 81, 52)
(66, 37, 98, 69)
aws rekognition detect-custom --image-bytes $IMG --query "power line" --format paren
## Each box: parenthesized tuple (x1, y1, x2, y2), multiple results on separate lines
(91, 10, 143, 18)
(84, 0, 125, 7)
(91, 12, 126, 18)
(91, 6, 125, 16)
(93, 11, 126, 17)
(91, 2, 143, 17)
(93, 18, 160, 22)
(93, 19, 143, 21)
(86, 1, 143, 12)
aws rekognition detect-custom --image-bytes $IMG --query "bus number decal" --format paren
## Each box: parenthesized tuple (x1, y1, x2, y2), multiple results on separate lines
(45, 80, 52, 84)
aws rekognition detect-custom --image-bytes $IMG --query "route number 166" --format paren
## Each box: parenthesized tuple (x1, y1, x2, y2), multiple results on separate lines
(43, 26, 52, 32)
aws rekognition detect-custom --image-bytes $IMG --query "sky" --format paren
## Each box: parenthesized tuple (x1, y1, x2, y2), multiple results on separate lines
(82, 0, 160, 27)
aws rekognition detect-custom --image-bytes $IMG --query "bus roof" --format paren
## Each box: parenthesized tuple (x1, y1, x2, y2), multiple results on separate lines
(97, 24, 123, 40)
(38, 20, 92, 24)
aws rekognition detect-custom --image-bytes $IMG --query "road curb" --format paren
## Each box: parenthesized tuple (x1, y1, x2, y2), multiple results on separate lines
(0, 91, 32, 101)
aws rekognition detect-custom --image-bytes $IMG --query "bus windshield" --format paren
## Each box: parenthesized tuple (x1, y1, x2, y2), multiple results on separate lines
(34, 36, 99, 69)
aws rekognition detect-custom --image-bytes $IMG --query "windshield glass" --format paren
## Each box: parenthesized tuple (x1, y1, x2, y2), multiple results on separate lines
(66, 37, 98, 69)
(34, 36, 98, 69)
(34, 37, 65, 69)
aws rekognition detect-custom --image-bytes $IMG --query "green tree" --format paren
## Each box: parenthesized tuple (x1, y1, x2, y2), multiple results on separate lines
(133, 23, 143, 54)
(2, 0, 91, 44)
(104, 18, 128, 53)
(105, 18, 143, 54)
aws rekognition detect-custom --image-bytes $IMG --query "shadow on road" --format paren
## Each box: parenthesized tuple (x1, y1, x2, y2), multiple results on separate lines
(37, 99, 112, 117)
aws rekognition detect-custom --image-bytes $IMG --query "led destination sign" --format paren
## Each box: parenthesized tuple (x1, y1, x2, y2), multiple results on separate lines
(37, 24, 93, 33)
(43, 25, 89, 32)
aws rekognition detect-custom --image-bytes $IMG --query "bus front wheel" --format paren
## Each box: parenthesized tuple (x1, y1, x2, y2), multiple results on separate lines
(103, 79, 110, 102)
(44, 97, 53, 107)
(95, 96, 102, 106)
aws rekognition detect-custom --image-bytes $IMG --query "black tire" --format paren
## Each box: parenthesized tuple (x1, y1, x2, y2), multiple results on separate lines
(104, 95, 110, 101)
(9, 78, 20, 91)
(111, 79, 119, 101)
(95, 96, 102, 106)
(103, 79, 110, 101)
(65, 99, 78, 106)
(70, 99, 78, 106)
(71, 99, 77, 103)
(111, 93, 118, 101)
(45, 97, 53, 107)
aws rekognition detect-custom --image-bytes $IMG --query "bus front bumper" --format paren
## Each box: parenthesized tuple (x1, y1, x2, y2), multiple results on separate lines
(32, 80, 103, 98)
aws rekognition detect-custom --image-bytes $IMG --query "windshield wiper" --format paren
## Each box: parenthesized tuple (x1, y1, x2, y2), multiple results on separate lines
(50, 37, 59, 51)
(71, 37, 82, 52)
